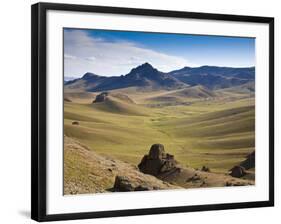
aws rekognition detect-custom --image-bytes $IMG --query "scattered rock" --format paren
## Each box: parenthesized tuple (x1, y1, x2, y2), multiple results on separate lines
(93, 92, 109, 103)
(228, 151, 255, 179)
(64, 97, 72, 102)
(135, 185, 151, 191)
(113, 176, 135, 192)
(229, 165, 246, 178)
(201, 166, 210, 172)
(200, 181, 206, 187)
(72, 121, 79, 125)
(186, 173, 201, 182)
(138, 144, 178, 176)
(65, 136, 254, 194)
(225, 181, 250, 187)
(225, 181, 232, 186)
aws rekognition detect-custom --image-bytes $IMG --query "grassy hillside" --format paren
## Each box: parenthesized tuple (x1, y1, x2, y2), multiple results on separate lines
(64, 136, 179, 194)
(64, 86, 255, 173)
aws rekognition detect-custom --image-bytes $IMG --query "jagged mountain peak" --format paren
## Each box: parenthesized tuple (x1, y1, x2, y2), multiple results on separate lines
(128, 62, 157, 75)
(65, 64, 254, 92)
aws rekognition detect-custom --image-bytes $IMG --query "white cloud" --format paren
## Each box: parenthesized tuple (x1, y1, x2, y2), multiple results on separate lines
(64, 30, 193, 77)
(64, 54, 77, 60)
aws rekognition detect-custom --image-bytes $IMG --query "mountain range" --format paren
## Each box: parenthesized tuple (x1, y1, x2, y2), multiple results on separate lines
(64, 63, 255, 92)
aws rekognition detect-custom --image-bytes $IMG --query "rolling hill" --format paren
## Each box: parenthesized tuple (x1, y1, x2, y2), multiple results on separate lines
(151, 85, 216, 100)
(64, 62, 256, 193)
(91, 92, 148, 116)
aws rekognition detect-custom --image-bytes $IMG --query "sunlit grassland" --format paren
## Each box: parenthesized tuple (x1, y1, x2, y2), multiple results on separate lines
(64, 89, 255, 173)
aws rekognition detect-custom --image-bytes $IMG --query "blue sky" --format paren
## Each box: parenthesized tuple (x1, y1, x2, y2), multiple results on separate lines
(64, 28, 255, 77)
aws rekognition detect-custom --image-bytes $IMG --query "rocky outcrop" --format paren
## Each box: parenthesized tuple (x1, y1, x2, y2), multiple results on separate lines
(137, 144, 254, 189)
(64, 139, 255, 195)
(138, 144, 178, 177)
(92, 92, 135, 104)
(93, 92, 109, 103)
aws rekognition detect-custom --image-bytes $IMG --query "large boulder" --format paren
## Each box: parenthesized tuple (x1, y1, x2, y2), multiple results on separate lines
(138, 144, 178, 177)
(229, 165, 246, 178)
(113, 175, 163, 192)
(113, 176, 135, 192)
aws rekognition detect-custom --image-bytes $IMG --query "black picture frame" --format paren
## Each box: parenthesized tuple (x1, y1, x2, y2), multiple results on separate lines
(31, 2, 274, 222)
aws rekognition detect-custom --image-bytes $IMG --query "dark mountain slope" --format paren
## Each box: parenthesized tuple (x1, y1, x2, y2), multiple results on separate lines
(65, 72, 109, 91)
(169, 66, 255, 89)
(65, 63, 187, 92)
(94, 63, 186, 91)
(65, 64, 254, 92)
(170, 66, 255, 79)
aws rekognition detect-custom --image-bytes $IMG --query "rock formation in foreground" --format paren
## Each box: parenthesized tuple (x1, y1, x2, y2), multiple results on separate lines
(138, 144, 178, 177)
(138, 144, 254, 188)
(64, 138, 254, 195)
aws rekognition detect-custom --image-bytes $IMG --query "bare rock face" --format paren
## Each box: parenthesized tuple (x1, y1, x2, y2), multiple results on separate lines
(149, 144, 165, 159)
(138, 144, 178, 177)
(93, 92, 109, 103)
(229, 165, 246, 178)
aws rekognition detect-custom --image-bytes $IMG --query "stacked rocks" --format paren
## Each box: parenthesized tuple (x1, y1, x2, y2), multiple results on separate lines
(138, 144, 178, 177)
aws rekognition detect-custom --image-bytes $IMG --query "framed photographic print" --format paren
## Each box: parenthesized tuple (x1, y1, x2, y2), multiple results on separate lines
(31, 2, 274, 222)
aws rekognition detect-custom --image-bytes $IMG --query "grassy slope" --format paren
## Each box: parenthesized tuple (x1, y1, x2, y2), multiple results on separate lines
(64, 136, 179, 194)
(64, 86, 255, 173)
